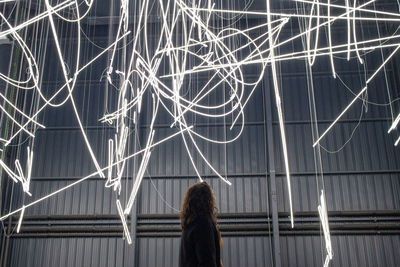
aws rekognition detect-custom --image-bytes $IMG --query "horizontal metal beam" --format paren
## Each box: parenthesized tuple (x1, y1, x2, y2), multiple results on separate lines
(27, 168, 400, 181)
(32, 117, 393, 132)
(3, 211, 399, 238)
(8, 210, 400, 221)
(10, 229, 400, 238)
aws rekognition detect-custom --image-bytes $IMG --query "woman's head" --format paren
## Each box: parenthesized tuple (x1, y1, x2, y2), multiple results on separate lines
(180, 181, 217, 229)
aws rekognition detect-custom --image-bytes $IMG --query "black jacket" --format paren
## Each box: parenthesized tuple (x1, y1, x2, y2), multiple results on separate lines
(179, 216, 221, 267)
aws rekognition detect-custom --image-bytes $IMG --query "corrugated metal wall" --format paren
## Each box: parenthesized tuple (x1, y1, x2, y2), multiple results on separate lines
(1, 0, 400, 266)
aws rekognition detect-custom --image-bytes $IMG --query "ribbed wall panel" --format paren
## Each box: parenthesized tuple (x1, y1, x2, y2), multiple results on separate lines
(138, 124, 266, 177)
(137, 238, 181, 267)
(274, 121, 400, 174)
(6, 234, 400, 267)
(280, 235, 400, 267)
(138, 176, 268, 214)
(32, 129, 112, 178)
(6, 237, 130, 267)
(277, 73, 395, 122)
(136, 236, 272, 267)
(9, 175, 268, 216)
(23, 180, 120, 216)
(221, 236, 272, 267)
(277, 174, 400, 212)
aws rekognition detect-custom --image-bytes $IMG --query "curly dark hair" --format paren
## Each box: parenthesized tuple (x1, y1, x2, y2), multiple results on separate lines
(180, 181, 223, 250)
(180, 181, 218, 228)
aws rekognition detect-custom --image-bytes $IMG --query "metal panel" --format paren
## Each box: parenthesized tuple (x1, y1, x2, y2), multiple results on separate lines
(137, 237, 181, 267)
(274, 121, 400, 174)
(138, 176, 268, 214)
(23, 180, 120, 216)
(136, 236, 272, 267)
(143, 124, 266, 177)
(221, 236, 272, 267)
(275, 73, 394, 122)
(6, 237, 130, 267)
(280, 235, 400, 267)
(276, 174, 400, 212)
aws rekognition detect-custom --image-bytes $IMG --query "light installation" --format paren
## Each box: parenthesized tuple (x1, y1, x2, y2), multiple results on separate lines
(1, 0, 400, 266)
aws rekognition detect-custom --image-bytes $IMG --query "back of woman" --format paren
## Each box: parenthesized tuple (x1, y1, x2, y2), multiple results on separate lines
(179, 182, 222, 267)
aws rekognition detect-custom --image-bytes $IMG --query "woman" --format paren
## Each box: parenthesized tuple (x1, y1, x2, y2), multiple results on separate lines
(179, 181, 222, 267)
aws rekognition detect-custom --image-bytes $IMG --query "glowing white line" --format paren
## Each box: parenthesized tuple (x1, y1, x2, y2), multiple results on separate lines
(0, 93, 44, 128)
(313, 45, 400, 147)
(0, 159, 19, 182)
(323, 254, 331, 267)
(305, 0, 320, 66)
(0, 1, 75, 39)
(352, 0, 364, 64)
(395, 136, 400, 146)
(105, 139, 114, 188)
(0, 103, 35, 137)
(15, 160, 24, 184)
(179, 0, 375, 68)
(159, 39, 400, 77)
(2, 146, 33, 195)
(318, 190, 333, 260)
(116, 199, 132, 244)
(327, 0, 336, 78)
(25, 147, 33, 193)
(345, 0, 351, 61)
(184, 2, 400, 22)
(266, 0, 294, 228)
(16, 205, 25, 234)
(124, 151, 152, 215)
(0, 126, 193, 221)
(45, 0, 104, 178)
(296, 0, 400, 19)
(2, 0, 400, 252)
(388, 113, 400, 133)
(124, 129, 155, 214)
(118, 126, 129, 157)
(3, 31, 130, 145)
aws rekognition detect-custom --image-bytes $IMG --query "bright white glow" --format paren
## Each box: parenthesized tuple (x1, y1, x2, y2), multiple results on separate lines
(388, 113, 400, 133)
(105, 138, 116, 189)
(0, 1, 399, 258)
(266, 0, 294, 228)
(0, 126, 193, 221)
(313, 45, 400, 147)
(16, 205, 25, 234)
(124, 130, 155, 215)
(395, 136, 400, 146)
(318, 190, 333, 261)
(323, 254, 331, 267)
(0, 146, 33, 196)
(116, 199, 132, 244)
(0, 159, 19, 183)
